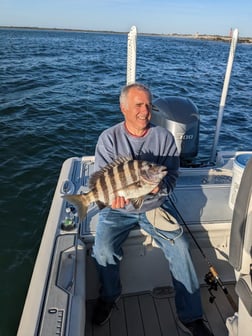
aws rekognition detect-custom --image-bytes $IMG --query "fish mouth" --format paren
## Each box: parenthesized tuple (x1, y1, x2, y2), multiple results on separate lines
(158, 166, 168, 176)
(160, 166, 168, 173)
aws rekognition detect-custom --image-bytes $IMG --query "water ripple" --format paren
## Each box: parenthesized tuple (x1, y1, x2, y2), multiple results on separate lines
(0, 28, 252, 335)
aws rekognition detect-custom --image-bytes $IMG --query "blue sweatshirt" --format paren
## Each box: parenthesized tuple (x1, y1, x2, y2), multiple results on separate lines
(94, 121, 179, 213)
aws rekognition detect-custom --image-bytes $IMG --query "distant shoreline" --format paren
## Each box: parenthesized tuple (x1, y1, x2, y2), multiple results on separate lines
(1, 26, 252, 43)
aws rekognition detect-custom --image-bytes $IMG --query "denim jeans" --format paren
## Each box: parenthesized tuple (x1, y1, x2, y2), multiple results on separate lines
(92, 207, 203, 323)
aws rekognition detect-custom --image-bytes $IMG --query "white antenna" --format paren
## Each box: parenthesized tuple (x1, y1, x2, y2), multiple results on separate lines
(210, 28, 239, 162)
(127, 26, 137, 85)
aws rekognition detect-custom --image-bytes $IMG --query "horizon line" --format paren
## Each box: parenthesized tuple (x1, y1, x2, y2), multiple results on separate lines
(1, 25, 252, 41)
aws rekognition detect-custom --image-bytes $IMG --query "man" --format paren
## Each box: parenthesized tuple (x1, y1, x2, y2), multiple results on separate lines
(92, 83, 213, 336)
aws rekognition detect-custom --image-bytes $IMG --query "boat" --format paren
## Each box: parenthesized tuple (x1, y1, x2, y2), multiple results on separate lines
(17, 26, 252, 336)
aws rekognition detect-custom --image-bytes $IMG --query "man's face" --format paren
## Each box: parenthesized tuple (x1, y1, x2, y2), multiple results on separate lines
(121, 88, 152, 132)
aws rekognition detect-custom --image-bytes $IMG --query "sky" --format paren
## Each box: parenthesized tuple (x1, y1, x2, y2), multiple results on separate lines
(1, 0, 252, 37)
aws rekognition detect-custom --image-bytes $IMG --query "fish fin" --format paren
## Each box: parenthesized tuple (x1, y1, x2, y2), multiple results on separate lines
(62, 194, 88, 221)
(96, 200, 106, 210)
(130, 196, 144, 209)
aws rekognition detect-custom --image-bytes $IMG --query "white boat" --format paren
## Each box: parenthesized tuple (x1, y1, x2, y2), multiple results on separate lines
(17, 26, 252, 336)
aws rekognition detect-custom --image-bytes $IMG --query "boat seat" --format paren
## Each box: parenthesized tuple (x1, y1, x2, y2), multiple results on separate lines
(235, 275, 252, 316)
(226, 157, 252, 336)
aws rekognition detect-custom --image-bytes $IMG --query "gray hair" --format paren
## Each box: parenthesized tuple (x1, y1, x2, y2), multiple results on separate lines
(119, 82, 152, 106)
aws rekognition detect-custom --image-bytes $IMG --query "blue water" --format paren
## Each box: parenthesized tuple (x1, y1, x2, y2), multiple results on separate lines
(0, 28, 251, 335)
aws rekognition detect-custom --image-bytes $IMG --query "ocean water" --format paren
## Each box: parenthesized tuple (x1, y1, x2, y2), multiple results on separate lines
(0, 28, 252, 335)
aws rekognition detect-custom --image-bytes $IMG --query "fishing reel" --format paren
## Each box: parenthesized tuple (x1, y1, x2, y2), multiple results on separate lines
(204, 271, 218, 304)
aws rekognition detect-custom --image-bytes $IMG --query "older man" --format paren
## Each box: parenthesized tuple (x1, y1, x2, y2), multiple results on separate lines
(92, 83, 213, 336)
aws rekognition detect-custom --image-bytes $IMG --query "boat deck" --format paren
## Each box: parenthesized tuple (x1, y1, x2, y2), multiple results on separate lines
(85, 283, 237, 336)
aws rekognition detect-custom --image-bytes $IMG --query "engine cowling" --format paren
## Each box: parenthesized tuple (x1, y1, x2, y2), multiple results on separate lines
(152, 96, 200, 165)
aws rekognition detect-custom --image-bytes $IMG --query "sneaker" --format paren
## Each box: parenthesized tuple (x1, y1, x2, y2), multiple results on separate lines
(177, 318, 214, 336)
(92, 297, 120, 326)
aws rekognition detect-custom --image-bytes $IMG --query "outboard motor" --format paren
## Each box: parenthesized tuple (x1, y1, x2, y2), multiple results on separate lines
(152, 97, 200, 166)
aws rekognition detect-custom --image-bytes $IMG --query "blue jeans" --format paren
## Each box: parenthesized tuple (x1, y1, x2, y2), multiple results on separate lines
(92, 207, 203, 323)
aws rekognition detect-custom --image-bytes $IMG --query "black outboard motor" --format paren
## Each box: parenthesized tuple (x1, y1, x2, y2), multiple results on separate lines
(152, 97, 200, 166)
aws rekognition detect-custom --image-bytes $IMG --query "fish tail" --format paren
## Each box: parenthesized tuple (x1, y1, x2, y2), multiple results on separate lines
(62, 194, 89, 221)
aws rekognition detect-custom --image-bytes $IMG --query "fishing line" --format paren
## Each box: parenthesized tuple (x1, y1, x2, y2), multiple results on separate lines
(168, 195, 238, 312)
(153, 225, 184, 244)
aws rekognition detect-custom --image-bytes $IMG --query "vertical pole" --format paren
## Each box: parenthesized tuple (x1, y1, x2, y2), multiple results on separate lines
(127, 26, 137, 85)
(210, 28, 239, 162)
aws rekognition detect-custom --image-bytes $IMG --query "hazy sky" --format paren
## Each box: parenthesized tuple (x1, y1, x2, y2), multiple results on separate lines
(1, 0, 251, 37)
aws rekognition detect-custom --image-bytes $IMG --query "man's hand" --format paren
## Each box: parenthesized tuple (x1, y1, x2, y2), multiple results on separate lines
(111, 185, 160, 209)
(111, 196, 130, 209)
(151, 186, 160, 194)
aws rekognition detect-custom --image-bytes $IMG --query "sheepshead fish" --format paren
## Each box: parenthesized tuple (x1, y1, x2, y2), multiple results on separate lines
(63, 157, 167, 220)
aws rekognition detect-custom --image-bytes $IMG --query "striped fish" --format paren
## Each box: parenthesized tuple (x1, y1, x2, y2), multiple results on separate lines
(63, 157, 167, 220)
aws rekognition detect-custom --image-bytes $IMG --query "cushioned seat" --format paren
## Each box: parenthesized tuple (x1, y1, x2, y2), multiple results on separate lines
(227, 157, 252, 336)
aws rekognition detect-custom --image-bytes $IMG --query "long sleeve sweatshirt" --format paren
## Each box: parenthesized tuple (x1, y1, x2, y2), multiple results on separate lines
(94, 121, 180, 213)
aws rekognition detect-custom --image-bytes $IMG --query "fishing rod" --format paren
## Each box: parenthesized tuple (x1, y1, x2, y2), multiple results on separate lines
(168, 195, 238, 312)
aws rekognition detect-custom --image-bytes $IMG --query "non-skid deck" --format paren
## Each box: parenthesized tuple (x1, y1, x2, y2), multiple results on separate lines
(85, 284, 237, 336)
